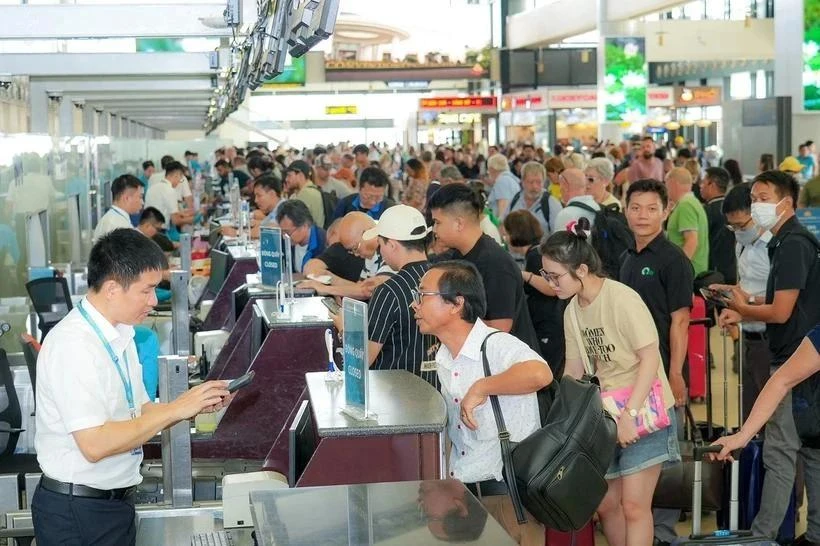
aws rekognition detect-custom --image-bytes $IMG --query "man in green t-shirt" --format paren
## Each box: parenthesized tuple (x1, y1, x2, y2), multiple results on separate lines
(665, 167, 709, 275)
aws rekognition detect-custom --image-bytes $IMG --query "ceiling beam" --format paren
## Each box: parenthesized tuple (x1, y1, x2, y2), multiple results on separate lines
(31, 77, 213, 94)
(0, 53, 214, 77)
(0, 3, 255, 39)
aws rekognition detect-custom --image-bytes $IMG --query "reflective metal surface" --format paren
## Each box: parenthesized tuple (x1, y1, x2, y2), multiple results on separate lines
(257, 297, 333, 328)
(159, 355, 194, 508)
(135, 504, 255, 546)
(250, 480, 516, 545)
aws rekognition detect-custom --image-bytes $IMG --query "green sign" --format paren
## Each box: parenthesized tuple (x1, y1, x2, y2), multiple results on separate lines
(136, 38, 219, 52)
(604, 37, 647, 122)
(805, 0, 820, 110)
(261, 56, 306, 87)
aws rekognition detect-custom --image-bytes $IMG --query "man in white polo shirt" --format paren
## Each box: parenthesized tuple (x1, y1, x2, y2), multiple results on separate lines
(411, 260, 553, 546)
(93, 174, 143, 243)
(144, 160, 194, 230)
(31, 229, 232, 545)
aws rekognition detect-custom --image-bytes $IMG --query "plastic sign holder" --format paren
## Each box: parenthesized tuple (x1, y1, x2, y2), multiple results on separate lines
(340, 297, 376, 421)
(259, 226, 283, 288)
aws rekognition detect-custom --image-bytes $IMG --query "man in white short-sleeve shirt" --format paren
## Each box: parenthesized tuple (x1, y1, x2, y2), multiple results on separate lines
(412, 260, 553, 546)
(144, 160, 194, 229)
(31, 229, 232, 546)
(92, 174, 143, 243)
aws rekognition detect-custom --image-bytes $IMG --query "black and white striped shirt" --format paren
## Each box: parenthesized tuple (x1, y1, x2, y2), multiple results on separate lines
(368, 260, 439, 389)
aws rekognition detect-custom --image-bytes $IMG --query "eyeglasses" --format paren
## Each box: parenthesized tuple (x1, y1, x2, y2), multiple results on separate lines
(411, 289, 452, 306)
(539, 269, 569, 284)
(726, 217, 753, 232)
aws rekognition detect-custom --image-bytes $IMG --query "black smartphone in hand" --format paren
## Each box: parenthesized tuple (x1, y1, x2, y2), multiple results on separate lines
(227, 371, 256, 393)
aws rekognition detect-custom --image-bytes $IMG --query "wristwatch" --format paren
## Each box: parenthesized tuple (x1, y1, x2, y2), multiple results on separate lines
(626, 407, 638, 418)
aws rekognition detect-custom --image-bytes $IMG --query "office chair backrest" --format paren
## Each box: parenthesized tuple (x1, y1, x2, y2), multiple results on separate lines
(25, 276, 72, 315)
(19, 334, 40, 401)
(0, 349, 22, 457)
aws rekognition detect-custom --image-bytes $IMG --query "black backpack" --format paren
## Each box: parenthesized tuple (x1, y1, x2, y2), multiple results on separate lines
(319, 190, 339, 230)
(567, 201, 635, 278)
(481, 333, 617, 530)
(510, 191, 553, 232)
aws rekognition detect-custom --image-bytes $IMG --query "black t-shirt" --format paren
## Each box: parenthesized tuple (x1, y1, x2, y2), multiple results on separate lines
(524, 246, 566, 372)
(619, 233, 694, 376)
(766, 216, 820, 365)
(368, 261, 439, 388)
(315, 242, 365, 283)
(705, 197, 737, 284)
(454, 234, 541, 354)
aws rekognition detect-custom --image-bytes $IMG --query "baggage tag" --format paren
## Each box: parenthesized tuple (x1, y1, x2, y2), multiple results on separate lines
(420, 359, 437, 373)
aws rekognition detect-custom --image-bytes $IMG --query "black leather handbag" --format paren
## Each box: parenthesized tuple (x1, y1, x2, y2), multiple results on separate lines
(652, 405, 724, 511)
(480, 333, 618, 531)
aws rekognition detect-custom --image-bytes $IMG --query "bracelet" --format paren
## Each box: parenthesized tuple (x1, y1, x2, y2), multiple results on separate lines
(526, 273, 533, 284)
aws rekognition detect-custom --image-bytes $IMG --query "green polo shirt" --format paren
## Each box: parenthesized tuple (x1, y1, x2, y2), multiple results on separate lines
(667, 192, 709, 275)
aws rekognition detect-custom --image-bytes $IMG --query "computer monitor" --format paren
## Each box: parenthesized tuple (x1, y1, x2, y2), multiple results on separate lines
(25, 208, 50, 268)
(206, 249, 230, 296)
(250, 303, 265, 363)
(288, 400, 318, 487)
(66, 194, 82, 264)
(232, 285, 251, 323)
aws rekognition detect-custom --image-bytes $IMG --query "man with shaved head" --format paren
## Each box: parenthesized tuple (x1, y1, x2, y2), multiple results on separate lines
(666, 166, 709, 274)
(301, 211, 395, 299)
(553, 167, 600, 231)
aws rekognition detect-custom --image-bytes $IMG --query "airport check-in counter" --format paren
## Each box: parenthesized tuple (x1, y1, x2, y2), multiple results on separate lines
(145, 297, 334, 463)
(263, 370, 447, 488)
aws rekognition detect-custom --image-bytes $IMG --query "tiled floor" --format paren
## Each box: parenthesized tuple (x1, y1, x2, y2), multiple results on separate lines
(589, 328, 808, 544)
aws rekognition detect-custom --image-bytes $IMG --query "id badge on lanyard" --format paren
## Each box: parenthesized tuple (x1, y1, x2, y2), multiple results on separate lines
(78, 302, 142, 456)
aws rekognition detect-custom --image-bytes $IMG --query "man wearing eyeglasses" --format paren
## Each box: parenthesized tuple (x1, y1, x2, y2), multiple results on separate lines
(411, 260, 552, 546)
(332, 166, 395, 222)
(553, 168, 600, 232)
(275, 200, 327, 273)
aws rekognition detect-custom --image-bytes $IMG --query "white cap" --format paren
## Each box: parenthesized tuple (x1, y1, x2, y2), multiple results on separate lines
(362, 205, 431, 242)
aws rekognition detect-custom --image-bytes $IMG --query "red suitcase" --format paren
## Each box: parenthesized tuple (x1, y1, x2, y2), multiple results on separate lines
(687, 296, 708, 400)
(546, 522, 596, 545)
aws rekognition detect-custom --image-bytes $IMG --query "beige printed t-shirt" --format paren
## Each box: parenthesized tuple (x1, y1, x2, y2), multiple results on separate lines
(564, 279, 674, 410)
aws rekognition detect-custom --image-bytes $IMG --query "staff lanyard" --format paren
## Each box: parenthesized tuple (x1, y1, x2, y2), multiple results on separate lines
(111, 206, 130, 222)
(77, 301, 136, 416)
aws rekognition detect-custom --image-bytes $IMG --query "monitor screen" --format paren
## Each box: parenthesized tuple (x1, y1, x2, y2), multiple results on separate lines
(25, 209, 49, 268)
(207, 249, 230, 296)
(232, 285, 251, 323)
(288, 400, 318, 487)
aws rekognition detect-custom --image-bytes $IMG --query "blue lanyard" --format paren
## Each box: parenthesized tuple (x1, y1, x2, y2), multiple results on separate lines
(77, 301, 136, 412)
(111, 207, 130, 222)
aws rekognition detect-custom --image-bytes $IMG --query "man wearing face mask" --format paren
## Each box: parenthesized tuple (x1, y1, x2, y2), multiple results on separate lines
(720, 183, 772, 422)
(717, 171, 820, 543)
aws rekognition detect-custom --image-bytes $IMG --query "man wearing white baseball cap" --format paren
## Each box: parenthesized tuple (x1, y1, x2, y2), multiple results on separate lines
(359, 205, 440, 388)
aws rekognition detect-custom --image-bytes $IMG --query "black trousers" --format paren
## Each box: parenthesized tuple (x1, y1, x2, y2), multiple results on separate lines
(742, 335, 772, 423)
(31, 484, 136, 546)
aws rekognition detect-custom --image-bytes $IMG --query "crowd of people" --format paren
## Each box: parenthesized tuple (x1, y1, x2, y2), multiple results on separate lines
(81, 136, 820, 546)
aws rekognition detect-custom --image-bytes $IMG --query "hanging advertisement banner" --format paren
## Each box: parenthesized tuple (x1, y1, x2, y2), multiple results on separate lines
(604, 37, 647, 122)
(805, 0, 820, 110)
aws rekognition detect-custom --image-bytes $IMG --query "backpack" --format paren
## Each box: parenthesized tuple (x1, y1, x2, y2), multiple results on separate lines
(567, 201, 635, 279)
(510, 191, 552, 232)
(481, 332, 617, 530)
(319, 190, 338, 230)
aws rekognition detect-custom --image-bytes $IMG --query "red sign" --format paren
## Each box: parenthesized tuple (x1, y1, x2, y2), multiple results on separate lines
(419, 96, 497, 110)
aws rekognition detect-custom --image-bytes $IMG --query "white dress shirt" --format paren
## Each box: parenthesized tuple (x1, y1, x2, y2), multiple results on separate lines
(436, 319, 546, 483)
(92, 205, 133, 243)
(35, 299, 150, 489)
(145, 179, 180, 228)
(736, 231, 773, 333)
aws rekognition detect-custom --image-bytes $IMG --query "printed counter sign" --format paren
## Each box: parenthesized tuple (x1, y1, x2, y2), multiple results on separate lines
(259, 227, 283, 287)
(604, 37, 647, 122)
(342, 298, 372, 420)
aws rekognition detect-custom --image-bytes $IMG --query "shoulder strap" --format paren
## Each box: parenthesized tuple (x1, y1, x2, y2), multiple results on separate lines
(480, 331, 527, 525)
(568, 299, 594, 376)
(567, 200, 597, 214)
(510, 191, 521, 210)
(538, 193, 552, 232)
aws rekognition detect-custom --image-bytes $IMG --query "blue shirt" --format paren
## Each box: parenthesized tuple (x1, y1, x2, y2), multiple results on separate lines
(799, 156, 815, 180)
(809, 324, 820, 353)
(293, 225, 327, 272)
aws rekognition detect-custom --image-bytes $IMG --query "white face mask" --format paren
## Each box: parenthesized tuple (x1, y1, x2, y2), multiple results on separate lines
(750, 198, 784, 231)
(734, 225, 759, 246)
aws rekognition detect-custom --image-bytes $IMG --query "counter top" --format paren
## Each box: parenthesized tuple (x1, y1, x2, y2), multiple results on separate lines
(257, 297, 333, 329)
(306, 370, 447, 438)
(226, 243, 259, 261)
(250, 480, 516, 545)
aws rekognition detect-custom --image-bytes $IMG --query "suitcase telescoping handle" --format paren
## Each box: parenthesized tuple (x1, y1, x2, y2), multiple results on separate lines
(691, 445, 748, 539)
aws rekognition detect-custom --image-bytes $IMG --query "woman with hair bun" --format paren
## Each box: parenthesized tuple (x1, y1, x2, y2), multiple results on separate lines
(540, 217, 680, 546)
